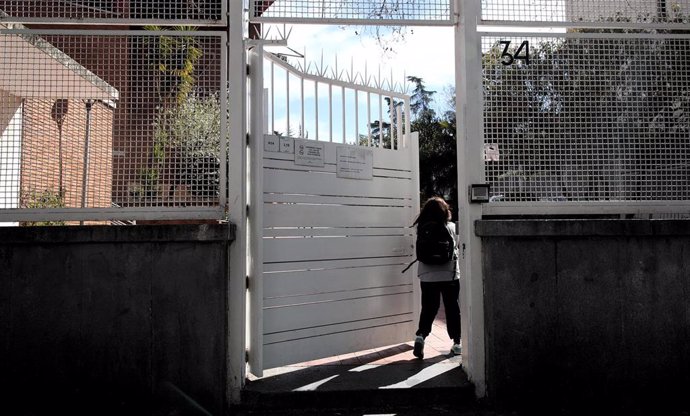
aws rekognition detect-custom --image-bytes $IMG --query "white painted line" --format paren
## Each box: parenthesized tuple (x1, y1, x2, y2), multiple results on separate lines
(378, 358, 458, 389)
(349, 364, 380, 373)
(293, 374, 339, 391)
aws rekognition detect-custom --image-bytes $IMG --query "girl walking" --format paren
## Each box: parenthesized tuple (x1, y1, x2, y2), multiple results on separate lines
(411, 196, 461, 359)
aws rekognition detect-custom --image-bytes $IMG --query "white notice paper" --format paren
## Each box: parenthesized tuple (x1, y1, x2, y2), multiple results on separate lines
(264, 134, 279, 152)
(279, 136, 294, 154)
(294, 139, 325, 167)
(336, 146, 373, 180)
(484, 144, 500, 161)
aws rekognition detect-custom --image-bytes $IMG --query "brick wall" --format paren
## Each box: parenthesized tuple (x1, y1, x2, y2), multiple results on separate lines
(20, 99, 113, 209)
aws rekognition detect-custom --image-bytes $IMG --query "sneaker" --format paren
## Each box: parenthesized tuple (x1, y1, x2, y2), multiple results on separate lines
(413, 336, 424, 359)
(451, 342, 462, 356)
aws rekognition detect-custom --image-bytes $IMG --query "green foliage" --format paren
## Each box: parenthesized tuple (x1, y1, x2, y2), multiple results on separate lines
(483, 18, 690, 201)
(143, 26, 220, 199)
(359, 97, 405, 149)
(407, 77, 458, 217)
(145, 25, 203, 105)
(138, 167, 160, 198)
(21, 189, 66, 226)
(151, 92, 222, 198)
(408, 76, 436, 119)
(159, 93, 221, 157)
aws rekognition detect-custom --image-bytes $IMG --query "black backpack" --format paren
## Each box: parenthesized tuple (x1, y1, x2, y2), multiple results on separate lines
(402, 221, 454, 273)
(416, 221, 455, 265)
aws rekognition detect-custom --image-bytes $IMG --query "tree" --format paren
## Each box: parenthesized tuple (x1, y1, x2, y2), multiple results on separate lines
(365, 97, 405, 148)
(408, 76, 436, 119)
(407, 76, 458, 217)
(139, 26, 221, 201)
(482, 14, 690, 202)
(344, 0, 422, 53)
(153, 93, 221, 199)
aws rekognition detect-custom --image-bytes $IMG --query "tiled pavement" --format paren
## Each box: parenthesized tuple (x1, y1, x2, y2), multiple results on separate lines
(241, 305, 473, 412)
(255, 304, 458, 375)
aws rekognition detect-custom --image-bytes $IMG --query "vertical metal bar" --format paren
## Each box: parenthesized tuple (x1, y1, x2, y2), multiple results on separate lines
(263, 89, 269, 134)
(329, 83, 333, 142)
(366, 91, 371, 146)
(456, 0, 486, 398)
(227, 3, 248, 402)
(286, 68, 291, 136)
(396, 106, 403, 150)
(248, 44, 265, 378)
(355, 89, 359, 144)
(271, 61, 275, 133)
(342, 86, 346, 143)
(220, 0, 228, 24)
(300, 74, 304, 137)
(219, 32, 228, 213)
(378, 94, 384, 148)
(315, 81, 319, 140)
(409, 130, 421, 339)
(389, 95, 395, 150)
(404, 97, 411, 148)
(80, 100, 93, 212)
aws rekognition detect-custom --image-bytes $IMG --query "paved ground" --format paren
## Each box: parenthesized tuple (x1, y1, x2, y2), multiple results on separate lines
(238, 306, 480, 414)
(235, 403, 512, 415)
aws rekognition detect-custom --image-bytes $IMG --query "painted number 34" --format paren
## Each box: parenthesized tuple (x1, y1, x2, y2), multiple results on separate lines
(499, 40, 530, 65)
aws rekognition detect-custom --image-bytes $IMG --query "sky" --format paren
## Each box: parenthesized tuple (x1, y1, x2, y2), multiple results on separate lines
(265, 24, 457, 113)
(259, 9, 567, 140)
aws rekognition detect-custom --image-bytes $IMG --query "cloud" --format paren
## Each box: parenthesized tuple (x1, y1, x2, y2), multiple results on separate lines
(268, 24, 456, 96)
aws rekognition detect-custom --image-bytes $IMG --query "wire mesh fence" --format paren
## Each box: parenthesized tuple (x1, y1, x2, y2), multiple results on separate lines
(0, 1, 225, 24)
(481, 0, 690, 26)
(482, 33, 690, 203)
(0, 28, 227, 223)
(249, 0, 453, 25)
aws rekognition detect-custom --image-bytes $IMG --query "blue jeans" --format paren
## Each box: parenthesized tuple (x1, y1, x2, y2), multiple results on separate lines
(416, 280, 460, 343)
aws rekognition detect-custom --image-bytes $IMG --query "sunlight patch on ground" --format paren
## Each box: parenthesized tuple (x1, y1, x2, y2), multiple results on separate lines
(379, 357, 459, 389)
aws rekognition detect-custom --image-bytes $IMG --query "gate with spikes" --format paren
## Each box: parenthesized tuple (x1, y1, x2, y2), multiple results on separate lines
(246, 43, 420, 375)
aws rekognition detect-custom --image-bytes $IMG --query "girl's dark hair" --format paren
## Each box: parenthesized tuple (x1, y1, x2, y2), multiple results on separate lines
(414, 196, 451, 226)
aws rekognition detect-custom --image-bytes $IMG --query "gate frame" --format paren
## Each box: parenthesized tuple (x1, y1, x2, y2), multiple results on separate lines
(230, 0, 489, 402)
(455, 0, 487, 398)
(227, 1, 248, 404)
(245, 40, 420, 377)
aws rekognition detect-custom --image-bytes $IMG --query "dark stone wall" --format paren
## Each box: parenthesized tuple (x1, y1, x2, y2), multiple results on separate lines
(0, 224, 233, 415)
(478, 219, 690, 412)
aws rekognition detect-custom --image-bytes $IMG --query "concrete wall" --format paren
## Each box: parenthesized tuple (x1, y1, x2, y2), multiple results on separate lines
(0, 224, 233, 415)
(478, 219, 690, 411)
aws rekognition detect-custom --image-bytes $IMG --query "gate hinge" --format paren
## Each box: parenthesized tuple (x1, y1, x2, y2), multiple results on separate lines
(246, 64, 250, 75)
(245, 350, 249, 363)
(246, 275, 250, 290)
(246, 133, 250, 146)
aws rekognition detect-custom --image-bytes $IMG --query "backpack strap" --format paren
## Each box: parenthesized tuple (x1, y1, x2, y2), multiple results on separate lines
(401, 258, 418, 274)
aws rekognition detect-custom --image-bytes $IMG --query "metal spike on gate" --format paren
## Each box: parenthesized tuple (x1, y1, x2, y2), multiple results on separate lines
(282, 52, 408, 94)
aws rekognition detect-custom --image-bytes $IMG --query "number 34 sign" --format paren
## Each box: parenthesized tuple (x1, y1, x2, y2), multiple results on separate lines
(499, 40, 530, 65)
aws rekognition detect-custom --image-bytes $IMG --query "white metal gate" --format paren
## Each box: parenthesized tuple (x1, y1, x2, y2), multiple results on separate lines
(247, 46, 419, 375)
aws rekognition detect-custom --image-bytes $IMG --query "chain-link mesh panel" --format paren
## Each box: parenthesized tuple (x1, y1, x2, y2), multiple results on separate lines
(250, 0, 452, 24)
(0, 30, 225, 220)
(483, 34, 690, 203)
(481, 0, 690, 25)
(0, 1, 224, 23)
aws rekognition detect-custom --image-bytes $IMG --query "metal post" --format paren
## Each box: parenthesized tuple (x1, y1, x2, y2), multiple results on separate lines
(247, 44, 265, 378)
(50, 99, 69, 197)
(227, 0, 247, 404)
(455, 0, 486, 398)
(80, 100, 93, 213)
